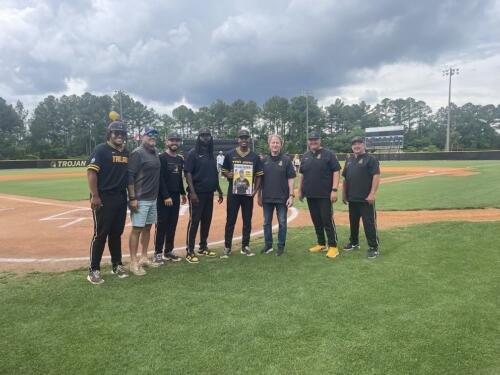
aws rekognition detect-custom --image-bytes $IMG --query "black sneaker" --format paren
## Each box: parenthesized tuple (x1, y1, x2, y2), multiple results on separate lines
(220, 248, 232, 259)
(261, 246, 273, 255)
(152, 253, 165, 266)
(276, 247, 285, 256)
(367, 248, 379, 259)
(164, 252, 181, 262)
(111, 264, 129, 278)
(241, 246, 255, 257)
(87, 269, 104, 285)
(343, 242, 360, 251)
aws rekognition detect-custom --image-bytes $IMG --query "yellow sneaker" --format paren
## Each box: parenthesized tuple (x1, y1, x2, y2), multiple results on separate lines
(326, 247, 339, 259)
(309, 244, 326, 253)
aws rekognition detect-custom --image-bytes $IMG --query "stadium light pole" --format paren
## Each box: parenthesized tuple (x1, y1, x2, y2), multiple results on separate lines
(302, 90, 312, 151)
(442, 67, 459, 152)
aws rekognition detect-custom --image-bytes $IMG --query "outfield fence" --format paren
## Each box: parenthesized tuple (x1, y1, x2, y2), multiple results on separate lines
(1, 150, 499, 169)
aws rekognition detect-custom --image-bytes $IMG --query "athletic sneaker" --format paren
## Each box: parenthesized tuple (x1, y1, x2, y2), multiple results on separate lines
(276, 247, 285, 256)
(261, 246, 273, 255)
(197, 248, 217, 257)
(139, 257, 152, 267)
(309, 244, 326, 253)
(220, 248, 232, 259)
(130, 262, 146, 276)
(326, 247, 339, 259)
(367, 248, 380, 259)
(343, 242, 360, 251)
(111, 264, 129, 278)
(241, 246, 255, 257)
(186, 253, 200, 264)
(152, 253, 165, 266)
(164, 252, 182, 262)
(87, 270, 104, 285)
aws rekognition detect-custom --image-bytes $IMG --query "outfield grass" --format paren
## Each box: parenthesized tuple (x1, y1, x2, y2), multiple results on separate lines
(0, 161, 499, 210)
(1, 222, 499, 374)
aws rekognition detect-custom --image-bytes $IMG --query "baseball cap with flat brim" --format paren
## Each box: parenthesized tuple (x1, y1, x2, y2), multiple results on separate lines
(167, 131, 181, 140)
(238, 129, 250, 138)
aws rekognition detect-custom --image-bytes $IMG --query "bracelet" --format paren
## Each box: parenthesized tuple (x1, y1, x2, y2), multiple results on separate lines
(129, 197, 137, 201)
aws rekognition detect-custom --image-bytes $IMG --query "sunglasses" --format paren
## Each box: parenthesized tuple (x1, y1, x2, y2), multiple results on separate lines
(111, 131, 127, 137)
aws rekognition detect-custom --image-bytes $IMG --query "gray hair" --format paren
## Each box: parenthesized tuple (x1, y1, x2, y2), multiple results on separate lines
(268, 134, 283, 145)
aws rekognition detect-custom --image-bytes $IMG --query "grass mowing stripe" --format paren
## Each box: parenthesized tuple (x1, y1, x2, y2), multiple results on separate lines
(1, 222, 499, 374)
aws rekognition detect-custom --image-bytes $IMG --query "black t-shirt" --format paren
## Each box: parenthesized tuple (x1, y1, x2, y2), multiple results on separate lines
(87, 142, 129, 194)
(184, 148, 219, 193)
(342, 153, 380, 202)
(222, 148, 264, 196)
(299, 148, 341, 198)
(262, 154, 296, 204)
(159, 152, 186, 199)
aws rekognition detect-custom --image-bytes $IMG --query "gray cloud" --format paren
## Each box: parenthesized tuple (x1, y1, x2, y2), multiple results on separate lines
(1, 0, 499, 108)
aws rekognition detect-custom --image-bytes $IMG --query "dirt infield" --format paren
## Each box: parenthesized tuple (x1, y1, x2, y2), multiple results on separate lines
(1, 165, 495, 273)
(0, 166, 476, 182)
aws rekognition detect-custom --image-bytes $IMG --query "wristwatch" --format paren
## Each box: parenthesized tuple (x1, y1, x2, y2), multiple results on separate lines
(331, 188, 338, 192)
(289, 194, 295, 198)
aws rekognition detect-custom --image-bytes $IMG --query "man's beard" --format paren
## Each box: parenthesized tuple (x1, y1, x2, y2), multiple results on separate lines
(168, 145, 178, 152)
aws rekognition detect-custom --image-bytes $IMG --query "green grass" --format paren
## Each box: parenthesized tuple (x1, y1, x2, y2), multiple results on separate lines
(0, 167, 85, 176)
(1, 222, 499, 374)
(1, 161, 499, 210)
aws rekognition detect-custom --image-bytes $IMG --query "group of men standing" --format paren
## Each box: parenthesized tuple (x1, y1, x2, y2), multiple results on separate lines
(86, 120, 380, 285)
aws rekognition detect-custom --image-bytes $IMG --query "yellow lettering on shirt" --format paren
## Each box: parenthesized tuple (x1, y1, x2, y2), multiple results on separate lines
(112, 156, 128, 163)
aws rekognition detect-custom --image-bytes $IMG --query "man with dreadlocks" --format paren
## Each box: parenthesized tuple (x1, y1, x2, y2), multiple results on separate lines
(184, 128, 224, 263)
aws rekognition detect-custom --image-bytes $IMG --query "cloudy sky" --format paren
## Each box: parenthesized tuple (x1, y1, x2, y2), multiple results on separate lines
(1, 0, 499, 113)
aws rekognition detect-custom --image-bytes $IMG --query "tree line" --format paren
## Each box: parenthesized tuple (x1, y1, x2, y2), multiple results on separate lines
(1, 92, 499, 160)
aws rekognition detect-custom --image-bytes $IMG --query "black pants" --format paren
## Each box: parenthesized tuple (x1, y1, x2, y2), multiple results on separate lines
(224, 193, 254, 249)
(307, 197, 338, 247)
(89, 191, 127, 271)
(154, 193, 181, 255)
(186, 192, 214, 254)
(348, 201, 379, 249)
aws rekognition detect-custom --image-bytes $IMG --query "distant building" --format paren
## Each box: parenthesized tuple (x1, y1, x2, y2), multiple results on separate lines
(365, 125, 404, 153)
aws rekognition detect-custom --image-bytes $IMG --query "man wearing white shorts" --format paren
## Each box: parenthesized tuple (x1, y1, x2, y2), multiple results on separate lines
(128, 127, 161, 275)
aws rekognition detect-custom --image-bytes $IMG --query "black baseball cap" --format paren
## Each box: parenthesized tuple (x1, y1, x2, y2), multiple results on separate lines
(199, 127, 211, 136)
(167, 131, 181, 140)
(238, 129, 250, 138)
(351, 136, 365, 144)
(108, 121, 127, 133)
(308, 130, 321, 140)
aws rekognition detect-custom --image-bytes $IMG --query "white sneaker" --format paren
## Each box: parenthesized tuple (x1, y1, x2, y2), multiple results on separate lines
(130, 262, 146, 276)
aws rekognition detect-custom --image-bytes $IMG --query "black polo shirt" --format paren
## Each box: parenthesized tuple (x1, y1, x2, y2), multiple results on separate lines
(184, 148, 218, 193)
(222, 148, 264, 196)
(299, 148, 341, 199)
(159, 152, 186, 199)
(262, 154, 296, 204)
(87, 142, 129, 194)
(342, 153, 380, 202)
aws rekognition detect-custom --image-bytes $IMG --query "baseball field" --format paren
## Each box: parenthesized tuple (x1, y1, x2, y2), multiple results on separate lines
(1, 160, 499, 374)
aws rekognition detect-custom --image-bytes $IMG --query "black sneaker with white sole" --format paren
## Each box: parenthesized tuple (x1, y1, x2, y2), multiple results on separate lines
(367, 248, 379, 259)
(111, 264, 129, 278)
(343, 242, 360, 251)
(164, 252, 181, 262)
(87, 270, 104, 285)
(152, 253, 165, 266)
(220, 248, 232, 259)
(261, 246, 273, 255)
(241, 246, 255, 257)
